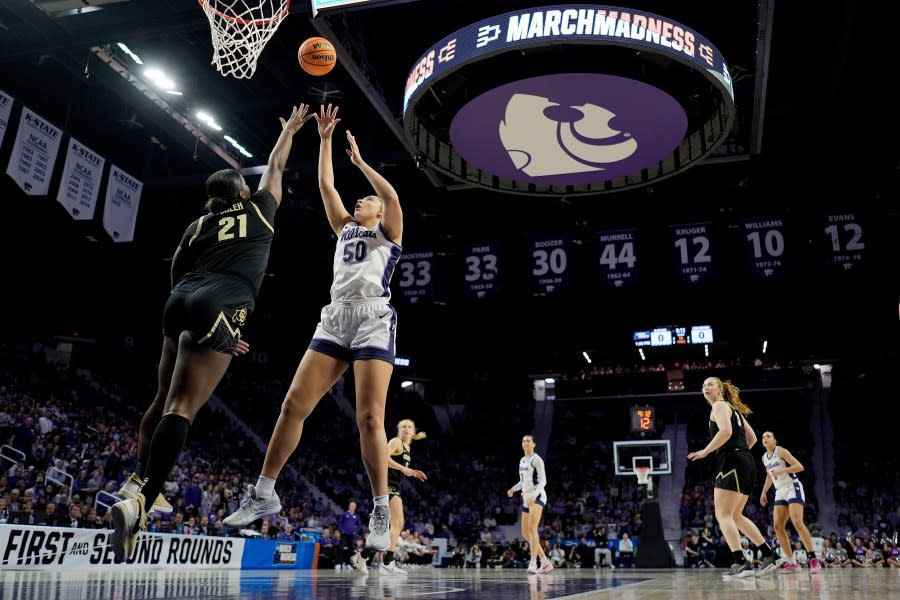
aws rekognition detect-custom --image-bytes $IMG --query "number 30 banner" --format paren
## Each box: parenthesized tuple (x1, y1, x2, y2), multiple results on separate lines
(530, 236, 570, 295)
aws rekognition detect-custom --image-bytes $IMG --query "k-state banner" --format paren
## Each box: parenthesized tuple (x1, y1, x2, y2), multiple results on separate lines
(530, 236, 570, 295)
(395, 250, 435, 304)
(821, 210, 865, 271)
(463, 241, 502, 299)
(56, 138, 106, 220)
(596, 228, 638, 288)
(5, 107, 63, 196)
(742, 216, 788, 278)
(103, 165, 143, 242)
(0, 90, 13, 148)
(671, 222, 713, 283)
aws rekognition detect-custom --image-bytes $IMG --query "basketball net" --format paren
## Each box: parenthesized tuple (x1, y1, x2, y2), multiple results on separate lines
(635, 467, 651, 488)
(198, 0, 291, 79)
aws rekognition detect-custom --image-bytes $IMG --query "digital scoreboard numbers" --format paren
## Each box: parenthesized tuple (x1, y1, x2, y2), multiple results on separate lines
(630, 405, 655, 433)
(634, 325, 714, 347)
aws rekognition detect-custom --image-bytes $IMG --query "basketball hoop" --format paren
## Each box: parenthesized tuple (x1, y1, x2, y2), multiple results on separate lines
(198, 0, 291, 79)
(635, 467, 651, 486)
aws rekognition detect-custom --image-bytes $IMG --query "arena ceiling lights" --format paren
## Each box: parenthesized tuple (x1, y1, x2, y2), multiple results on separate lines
(402, 4, 736, 197)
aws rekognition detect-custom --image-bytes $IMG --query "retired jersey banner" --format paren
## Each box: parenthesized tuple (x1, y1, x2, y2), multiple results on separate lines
(0, 524, 243, 570)
(0, 90, 13, 148)
(742, 216, 789, 278)
(56, 138, 106, 220)
(463, 241, 502, 299)
(395, 250, 435, 304)
(670, 222, 713, 283)
(821, 210, 865, 271)
(5, 107, 63, 196)
(596, 228, 638, 288)
(103, 165, 143, 242)
(530, 236, 570, 295)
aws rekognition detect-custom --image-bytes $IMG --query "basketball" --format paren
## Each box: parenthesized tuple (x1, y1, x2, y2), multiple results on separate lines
(298, 37, 336, 76)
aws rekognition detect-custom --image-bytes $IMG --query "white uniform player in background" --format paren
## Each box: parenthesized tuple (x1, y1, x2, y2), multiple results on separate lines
(507, 434, 553, 574)
(759, 431, 822, 573)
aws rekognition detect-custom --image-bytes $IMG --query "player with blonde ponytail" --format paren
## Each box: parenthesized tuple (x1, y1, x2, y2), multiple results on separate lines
(353, 418, 428, 575)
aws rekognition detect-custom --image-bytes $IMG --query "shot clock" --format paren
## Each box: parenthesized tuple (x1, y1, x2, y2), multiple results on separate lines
(630, 405, 656, 433)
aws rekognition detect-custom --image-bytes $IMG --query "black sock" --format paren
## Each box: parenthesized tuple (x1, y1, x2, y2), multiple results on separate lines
(807, 551, 816, 560)
(384, 550, 394, 564)
(757, 543, 773, 557)
(133, 459, 144, 481)
(138, 414, 190, 507)
(732, 550, 745, 563)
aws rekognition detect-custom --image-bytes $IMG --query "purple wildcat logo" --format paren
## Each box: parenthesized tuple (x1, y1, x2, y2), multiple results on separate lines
(449, 73, 687, 185)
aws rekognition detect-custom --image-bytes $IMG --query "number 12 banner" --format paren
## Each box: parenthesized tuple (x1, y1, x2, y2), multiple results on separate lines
(821, 210, 865, 271)
(671, 222, 713, 284)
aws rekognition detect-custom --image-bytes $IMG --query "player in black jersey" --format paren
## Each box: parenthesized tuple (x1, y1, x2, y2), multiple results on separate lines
(108, 103, 314, 563)
(351, 419, 427, 575)
(688, 377, 779, 579)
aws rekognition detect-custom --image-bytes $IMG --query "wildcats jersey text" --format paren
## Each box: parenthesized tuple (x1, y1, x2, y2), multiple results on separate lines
(331, 222, 402, 301)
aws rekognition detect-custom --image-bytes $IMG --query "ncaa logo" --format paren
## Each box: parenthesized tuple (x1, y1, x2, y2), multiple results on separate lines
(449, 73, 687, 186)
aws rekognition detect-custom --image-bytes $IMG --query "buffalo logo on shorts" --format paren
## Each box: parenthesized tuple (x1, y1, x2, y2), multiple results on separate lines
(231, 308, 248, 326)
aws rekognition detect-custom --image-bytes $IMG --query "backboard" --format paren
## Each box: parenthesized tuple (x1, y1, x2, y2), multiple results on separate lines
(613, 440, 671, 476)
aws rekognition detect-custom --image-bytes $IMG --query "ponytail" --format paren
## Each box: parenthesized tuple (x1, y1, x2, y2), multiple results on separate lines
(722, 380, 752, 415)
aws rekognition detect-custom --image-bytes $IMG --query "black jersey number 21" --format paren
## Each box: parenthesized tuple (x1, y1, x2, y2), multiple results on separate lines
(218, 214, 248, 241)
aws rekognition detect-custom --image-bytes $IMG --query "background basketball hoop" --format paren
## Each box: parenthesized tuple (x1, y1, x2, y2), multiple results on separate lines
(198, 0, 291, 79)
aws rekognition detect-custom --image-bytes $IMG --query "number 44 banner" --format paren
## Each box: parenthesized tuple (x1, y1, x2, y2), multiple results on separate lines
(596, 228, 638, 288)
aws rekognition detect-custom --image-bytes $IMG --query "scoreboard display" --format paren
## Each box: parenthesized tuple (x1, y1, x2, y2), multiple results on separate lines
(633, 325, 713, 347)
(630, 405, 656, 433)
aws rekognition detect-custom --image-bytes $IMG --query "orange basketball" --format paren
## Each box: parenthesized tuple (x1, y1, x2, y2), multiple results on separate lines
(298, 37, 336, 76)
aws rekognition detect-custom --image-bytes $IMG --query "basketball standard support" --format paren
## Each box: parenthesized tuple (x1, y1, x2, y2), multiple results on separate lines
(634, 472, 675, 568)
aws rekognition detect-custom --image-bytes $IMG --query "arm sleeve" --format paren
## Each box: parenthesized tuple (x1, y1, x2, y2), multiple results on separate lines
(510, 481, 523, 492)
(531, 456, 547, 497)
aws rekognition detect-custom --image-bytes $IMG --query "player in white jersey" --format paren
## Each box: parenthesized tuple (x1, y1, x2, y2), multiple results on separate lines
(760, 431, 821, 573)
(224, 105, 400, 553)
(507, 434, 553, 574)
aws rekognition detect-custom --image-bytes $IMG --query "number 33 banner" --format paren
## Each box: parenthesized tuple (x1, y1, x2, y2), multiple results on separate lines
(463, 241, 502, 299)
(395, 251, 434, 304)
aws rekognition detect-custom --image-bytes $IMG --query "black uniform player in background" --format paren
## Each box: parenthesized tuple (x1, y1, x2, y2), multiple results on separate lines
(109, 103, 314, 563)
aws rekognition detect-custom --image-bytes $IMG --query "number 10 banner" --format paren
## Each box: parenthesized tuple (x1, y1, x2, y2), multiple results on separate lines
(742, 216, 788, 278)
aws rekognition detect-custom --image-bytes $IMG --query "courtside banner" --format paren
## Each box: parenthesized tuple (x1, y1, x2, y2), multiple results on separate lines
(0, 524, 244, 570)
